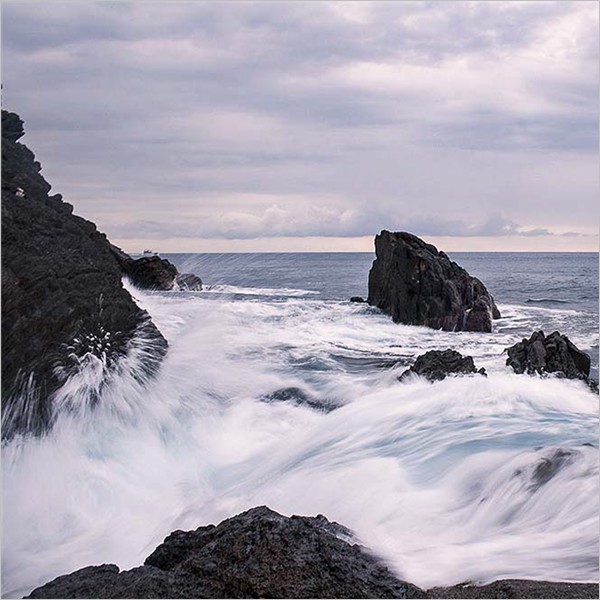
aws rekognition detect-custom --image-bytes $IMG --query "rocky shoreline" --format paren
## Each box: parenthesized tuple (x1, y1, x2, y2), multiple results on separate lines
(3, 110, 597, 598)
(26, 507, 599, 599)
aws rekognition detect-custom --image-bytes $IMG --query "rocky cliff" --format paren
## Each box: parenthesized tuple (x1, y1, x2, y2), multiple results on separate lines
(368, 231, 500, 332)
(1, 110, 169, 438)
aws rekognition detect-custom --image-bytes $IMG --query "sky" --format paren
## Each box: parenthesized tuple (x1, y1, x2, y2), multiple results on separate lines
(2, 0, 598, 253)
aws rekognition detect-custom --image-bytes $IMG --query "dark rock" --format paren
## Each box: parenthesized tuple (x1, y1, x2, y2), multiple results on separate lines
(261, 386, 336, 412)
(368, 231, 500, 332)
(506, 331, 593, 388)
(398, 349, 486, 382)
(120, 255, 178, 290)
(428, 579, 599, 598)
(1, 110, 168, 438)
(350, 296, 366, 303)
(28, 506, 427, 599)
(175, 272, 203, 291)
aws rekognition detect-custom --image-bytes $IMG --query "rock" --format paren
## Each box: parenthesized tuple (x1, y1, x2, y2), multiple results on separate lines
(368, 231, 500, 332)
(350, 296, 366, 303)
(175, 272, 203, 291)
(398, 349, 486, 382)
(27, 506, 427, 599)
(505, 331, 593, 387)
(428, 579, 599, 598)
(120, 255, 178, 290)
(1, 110, 168, 438)
(261, 386, 336, 412)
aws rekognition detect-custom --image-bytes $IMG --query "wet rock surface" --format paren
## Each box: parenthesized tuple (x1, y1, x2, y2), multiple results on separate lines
(1, 110, 168, 438)
(261, 386, 337, 412)
(399, 349, 486, 382)
(27, 506, 427, 599)
(506, 330, 595, 389)
(368, 231, 500, 332)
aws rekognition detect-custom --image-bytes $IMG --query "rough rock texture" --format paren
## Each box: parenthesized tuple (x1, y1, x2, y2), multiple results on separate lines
(121, 255, 178, 290)
(428, 579, 599, 598)
(27, 506, 426, 599)
(368, 231, 500, 332)
(506, 331, 594, 389)
(398, 349, 486, 382)
(1, 110, 168, 438)
(175, 272, 203, 291)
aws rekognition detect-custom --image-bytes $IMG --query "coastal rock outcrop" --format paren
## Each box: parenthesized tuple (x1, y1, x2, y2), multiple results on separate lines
(398, 349, 486, 382)
(27, 506, 426, 599)
(505, 331, 595, 388)
(1, 110, 168, 438)
(368, 231, 500, 332)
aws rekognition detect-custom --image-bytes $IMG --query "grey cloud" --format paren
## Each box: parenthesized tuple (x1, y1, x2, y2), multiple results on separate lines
(2, 1, 597, 247)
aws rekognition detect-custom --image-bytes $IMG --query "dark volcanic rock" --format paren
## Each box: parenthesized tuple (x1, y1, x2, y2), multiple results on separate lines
(428, 579, 599, 598)
(368, 231, 500, 332)
(120, 255, 178, 290)
(28, 506, 426, 599)
(1, 110, 168, 438)
(506, 331, 594, 389)
(398, 349, 486, 382)
(175, 272, 203, 291)
(350, 296, 366, 303)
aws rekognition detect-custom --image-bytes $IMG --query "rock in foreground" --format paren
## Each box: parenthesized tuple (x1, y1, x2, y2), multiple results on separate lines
(368, 231, 500, 332)
(27, 506, 426, 599)
(399, 349, 486, 382)
(506, 331, 594, 388)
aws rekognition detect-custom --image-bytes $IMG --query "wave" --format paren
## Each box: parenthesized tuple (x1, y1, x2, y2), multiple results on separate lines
(526, 298, 569, 304)
(2, 284, 598, 597)
(201, 284, 320, 297)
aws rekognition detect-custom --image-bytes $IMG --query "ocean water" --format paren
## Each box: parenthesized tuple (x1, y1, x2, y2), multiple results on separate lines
(2, 252, 598, 597)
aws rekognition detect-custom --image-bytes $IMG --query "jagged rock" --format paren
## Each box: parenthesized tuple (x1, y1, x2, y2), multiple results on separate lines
(505, 331, 593, 388)
(1, 110, 168, 438)
(27, 506, 426, 599)
(176, 272, 203, 291)
(368, 231, 500, 332)
(398, 349, 486, 382)
(350, 296, 366, 303)
(120, 255, 178, 290)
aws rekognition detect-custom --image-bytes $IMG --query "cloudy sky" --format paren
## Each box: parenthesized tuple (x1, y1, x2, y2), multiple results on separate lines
(2, 1, 598, 252)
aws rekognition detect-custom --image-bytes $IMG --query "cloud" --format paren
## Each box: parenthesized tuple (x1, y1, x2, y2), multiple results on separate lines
(2, 1, 597, 250)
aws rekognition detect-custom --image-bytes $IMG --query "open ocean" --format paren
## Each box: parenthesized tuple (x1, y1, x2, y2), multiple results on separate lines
(2, 252, 598, 597)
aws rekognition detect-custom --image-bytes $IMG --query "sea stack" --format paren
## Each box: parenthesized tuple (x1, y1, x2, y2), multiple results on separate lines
(1, 110, 168, 438)
(368, 231, 500, 332)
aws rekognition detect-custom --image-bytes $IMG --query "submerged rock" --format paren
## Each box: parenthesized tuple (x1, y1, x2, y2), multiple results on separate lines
(398, 349, 486, 382)
(1, 110, 168, 438)
(350, 296, 366, 303)
(27, 506, 426, 599)
(505, 331, 595, 389)
(261, 386, 336, 412)
(368, 231, 500, 332)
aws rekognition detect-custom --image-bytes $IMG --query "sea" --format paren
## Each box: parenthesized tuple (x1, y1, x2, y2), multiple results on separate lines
(2, 252, 599, 597)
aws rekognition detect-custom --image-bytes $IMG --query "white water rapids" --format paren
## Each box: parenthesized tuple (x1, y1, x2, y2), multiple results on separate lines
(2, 282, 598, 597)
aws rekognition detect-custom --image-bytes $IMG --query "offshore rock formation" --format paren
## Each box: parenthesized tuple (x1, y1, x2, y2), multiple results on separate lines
(1, 110, 169, 438)
(506, 330, 595, 390)
(368, 231, 500, 332)
(398, 349, 486, 382)
(27, 506, 426, 599)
